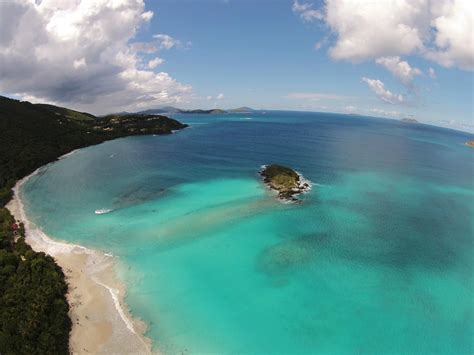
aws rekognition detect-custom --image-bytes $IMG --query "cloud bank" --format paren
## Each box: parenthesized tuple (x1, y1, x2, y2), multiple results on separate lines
(293, 0, 473, 107)
(319, 0, 474, 70)
(0, 0, 192, 114)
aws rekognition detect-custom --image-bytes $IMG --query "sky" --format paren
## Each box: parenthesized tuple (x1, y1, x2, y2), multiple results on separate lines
(0, 0, 473, 131)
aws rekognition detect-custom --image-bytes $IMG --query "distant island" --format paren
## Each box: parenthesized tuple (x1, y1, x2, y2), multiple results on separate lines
(114, 106, 260, 116)
(179, 107, 255, 114)
(228, 106, 255, 113)
(400, 118, 419, 123)
(260, 164, 311, 201)
(465, 140, 474, 147)
(131, 106, 256, 115)
(135, 106, 181, 115)
(179, 108, 227, 114)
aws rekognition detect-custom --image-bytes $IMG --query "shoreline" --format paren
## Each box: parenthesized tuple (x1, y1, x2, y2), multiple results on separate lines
(6, 162, 153, 354)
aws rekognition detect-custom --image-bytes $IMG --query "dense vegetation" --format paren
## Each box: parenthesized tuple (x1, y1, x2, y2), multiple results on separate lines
(260, 164, 308, 200)
(0, 96, 187, 206)
(261, 164, 299, 188)
(0, 209, 71, 354)
(0, 95, 188, 353)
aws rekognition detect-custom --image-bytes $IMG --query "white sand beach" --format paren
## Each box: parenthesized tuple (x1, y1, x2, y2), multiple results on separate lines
(6, 172, 152, 354)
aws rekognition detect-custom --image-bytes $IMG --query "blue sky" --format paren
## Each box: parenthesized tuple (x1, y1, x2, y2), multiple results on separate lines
(140, 0, 473, 130)
(0, 0, 472, 131)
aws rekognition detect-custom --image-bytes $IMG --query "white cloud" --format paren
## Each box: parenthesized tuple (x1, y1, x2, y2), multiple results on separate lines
(368, 108, 402, 117)
(341, 105, 406, 118)
(362, 77, 404, 104)
(314, 37, 328, 50)
(375, 56, 422, 87)
(207, 93, 225, 100)
(324, 0, 428, 62)
(153, 34, 191, 51)
(428, 67, 436, 79)
(285, 92, 349, 100)
(439, 119, 474, 132)
(131, 42, 158, 54)
(344, 105, 357, 113)
(298, 0, 474, 71)
(292, 0, 323, 22)
(341, 106, 406, 119)
(153, 34, 177, 50)
(425, 0, 474, 70)
(141, 10, 153, 22)
(148, 57, 164, 69)
(73, 58, 86, 69)
(0, 0, 192, 114)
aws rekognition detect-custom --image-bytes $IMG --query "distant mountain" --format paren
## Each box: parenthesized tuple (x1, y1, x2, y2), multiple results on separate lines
(228, 106, 255, 113)
(109, 111, 132, 116)
(179, 109, 228, 114)
(400, 118, 419, 123)
(115, 106, 257, 116)
(138, 106, 181, 115)
(126, 106, 256, 115)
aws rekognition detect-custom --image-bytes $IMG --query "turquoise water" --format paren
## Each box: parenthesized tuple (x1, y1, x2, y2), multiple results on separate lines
(22, 112, 474, 353)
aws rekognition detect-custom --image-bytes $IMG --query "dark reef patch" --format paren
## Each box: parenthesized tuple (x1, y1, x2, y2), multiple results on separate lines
(256, 233, 329, 276)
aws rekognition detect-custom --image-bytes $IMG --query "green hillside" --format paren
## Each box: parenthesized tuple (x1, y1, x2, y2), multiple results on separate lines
(0, 96, 187, 206)
(35, 103, 96, 122)
(0, 96, 188, 353)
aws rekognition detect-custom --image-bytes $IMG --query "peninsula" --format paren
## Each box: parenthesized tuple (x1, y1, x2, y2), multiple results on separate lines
(260, 164, 310, 201)
(0, 96, 188, 353)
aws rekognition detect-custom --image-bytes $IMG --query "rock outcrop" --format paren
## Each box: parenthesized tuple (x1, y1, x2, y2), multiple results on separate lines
(260, 164, 310, 201)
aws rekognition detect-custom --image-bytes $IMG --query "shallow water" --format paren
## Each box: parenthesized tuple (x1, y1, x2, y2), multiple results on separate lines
(22, 111, 474, 353)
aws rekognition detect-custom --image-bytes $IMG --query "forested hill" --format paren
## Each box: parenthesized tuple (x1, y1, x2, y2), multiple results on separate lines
(0, 96, 188, 206)
(0, 96, 187, 354)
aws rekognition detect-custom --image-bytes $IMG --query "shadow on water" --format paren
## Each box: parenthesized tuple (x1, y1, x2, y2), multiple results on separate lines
(112, 184, 169, 210)
(330, 192, 473, 272)
(256, 173, 474, 280)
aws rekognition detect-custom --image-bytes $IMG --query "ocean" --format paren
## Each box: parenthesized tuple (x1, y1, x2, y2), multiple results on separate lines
(20, 111, 474, 354)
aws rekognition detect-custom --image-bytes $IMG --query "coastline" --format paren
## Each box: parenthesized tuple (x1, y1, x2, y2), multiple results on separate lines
(6, 164, 153, 354)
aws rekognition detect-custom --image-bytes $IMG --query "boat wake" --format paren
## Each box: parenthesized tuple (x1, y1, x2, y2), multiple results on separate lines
(95, 208, 114, 215)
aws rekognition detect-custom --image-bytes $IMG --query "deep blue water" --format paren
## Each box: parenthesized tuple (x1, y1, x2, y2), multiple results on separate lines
(22, 111, 474, 353)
